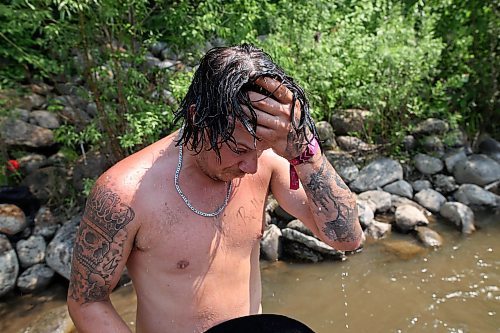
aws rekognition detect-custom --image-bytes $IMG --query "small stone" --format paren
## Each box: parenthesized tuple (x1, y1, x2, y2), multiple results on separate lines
(415, 226, 443, 247)
(364, 220, 391, 239)
(358, 190, 392, 213)
(0, 204, 28, 235)
(440, 202, 476, 234)
(0, 235, 19, 297)
(325, 151, 359, 184)
(16, 264, 55, 293)
(315, 121, 337, 150)
(414, 153, 444, 175)
(414, 189, 447, 213)
(16, 235, 46, 268)
(413, 118, 449, 135)
(29, 110, 60, 129)
(286, 220, 314, 237)
(394, 204, 429, 233)
(411, 180, 432, 192)
(260, 224, 282, 261)
(433, 174, 459, 194)
(383, 180, 413, 199)
(356, 200, 375, 228)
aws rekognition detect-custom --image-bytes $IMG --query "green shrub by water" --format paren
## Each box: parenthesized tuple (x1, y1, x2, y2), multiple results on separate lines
(1, 0, 498, 161)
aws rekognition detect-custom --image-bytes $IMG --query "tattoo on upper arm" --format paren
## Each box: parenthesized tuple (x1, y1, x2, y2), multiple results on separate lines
(303, 156, 359, 243)
(68, 184, 135, 304)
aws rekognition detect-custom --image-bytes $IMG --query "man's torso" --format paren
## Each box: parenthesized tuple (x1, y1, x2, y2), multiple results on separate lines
(115, 132, 273, 332)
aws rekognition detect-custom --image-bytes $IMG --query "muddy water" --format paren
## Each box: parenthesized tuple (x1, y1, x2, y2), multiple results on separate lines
(1, 214, 498, 333)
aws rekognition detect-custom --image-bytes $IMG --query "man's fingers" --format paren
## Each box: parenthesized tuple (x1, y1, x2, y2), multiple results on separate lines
(248, 91, 287, 117)
(254, 125, 276, 142)
(241, 103, 289, 131)
(254, 77, 293, 104)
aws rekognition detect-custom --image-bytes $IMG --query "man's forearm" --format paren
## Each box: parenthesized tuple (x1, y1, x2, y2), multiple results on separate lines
(295, 153, 362, 251)
(68, 298, 132, 333)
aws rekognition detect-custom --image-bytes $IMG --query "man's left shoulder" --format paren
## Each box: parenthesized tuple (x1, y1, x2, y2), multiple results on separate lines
(259, 149, 288, 172)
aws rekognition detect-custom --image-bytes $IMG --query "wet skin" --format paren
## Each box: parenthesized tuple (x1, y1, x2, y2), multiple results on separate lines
(67, 77, 362, 333)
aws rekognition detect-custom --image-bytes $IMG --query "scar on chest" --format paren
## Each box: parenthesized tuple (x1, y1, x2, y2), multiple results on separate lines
(176, 260, 190, 269)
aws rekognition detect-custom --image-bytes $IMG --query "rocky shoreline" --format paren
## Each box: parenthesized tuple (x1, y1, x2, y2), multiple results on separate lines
(1, 46, 499, 301)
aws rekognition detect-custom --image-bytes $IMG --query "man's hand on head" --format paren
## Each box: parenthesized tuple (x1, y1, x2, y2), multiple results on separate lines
(245, 77, 311, 161)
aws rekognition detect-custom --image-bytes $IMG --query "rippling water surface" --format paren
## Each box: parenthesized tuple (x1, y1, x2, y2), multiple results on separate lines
(261, 213, 499, 333)
(1, 214, 498, 333)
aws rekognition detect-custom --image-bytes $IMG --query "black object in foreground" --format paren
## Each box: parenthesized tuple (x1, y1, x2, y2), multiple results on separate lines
(205, 314, 316, 333)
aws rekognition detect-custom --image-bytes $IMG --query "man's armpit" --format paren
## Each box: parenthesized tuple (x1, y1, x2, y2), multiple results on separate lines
(68, 184, 135, 304)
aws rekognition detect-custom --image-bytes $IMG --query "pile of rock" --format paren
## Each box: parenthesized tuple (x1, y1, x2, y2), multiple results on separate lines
(260, 116, 500, 262)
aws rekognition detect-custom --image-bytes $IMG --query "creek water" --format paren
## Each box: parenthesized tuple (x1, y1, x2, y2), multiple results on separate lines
(1, 213, 498, 333)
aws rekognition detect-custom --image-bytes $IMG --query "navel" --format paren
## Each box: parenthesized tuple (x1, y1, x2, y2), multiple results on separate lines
(176, 260, 190, 269)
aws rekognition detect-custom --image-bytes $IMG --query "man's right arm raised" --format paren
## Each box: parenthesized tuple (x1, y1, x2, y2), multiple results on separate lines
(67, 181, 138, 332)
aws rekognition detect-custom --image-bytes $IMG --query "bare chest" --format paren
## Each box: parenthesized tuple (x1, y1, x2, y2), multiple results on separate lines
(131, 178, 268, 274)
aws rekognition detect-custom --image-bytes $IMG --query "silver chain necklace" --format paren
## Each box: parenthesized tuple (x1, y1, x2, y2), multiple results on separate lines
(174, 143, 232, 217)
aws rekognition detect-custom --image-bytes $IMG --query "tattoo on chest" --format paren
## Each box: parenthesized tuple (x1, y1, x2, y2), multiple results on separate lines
(304, 156, 359, 243)
(68, 185, 135, 304)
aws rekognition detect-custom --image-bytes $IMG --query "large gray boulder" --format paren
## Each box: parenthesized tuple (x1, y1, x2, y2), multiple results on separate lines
(453, 154, 500, 186)
(440, 202, 476, 234)
(478, 137, 500, 163)
(414, 189, 447, 213)
(444, 149, 468, 173)
(0, 118, 54, 148)
(350, 158, 403, 192)
(454, 184, 499, 208)
(46, 216, 81, 280)
(0, 235, 19, 297)
(29, 110, 60, 129)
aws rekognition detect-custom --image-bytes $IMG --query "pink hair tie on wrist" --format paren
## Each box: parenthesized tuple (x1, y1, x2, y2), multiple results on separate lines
(288, 137, 319, 190)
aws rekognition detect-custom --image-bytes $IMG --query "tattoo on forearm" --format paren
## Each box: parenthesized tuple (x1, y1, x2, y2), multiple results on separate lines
(305, 157, 337, 212)
(303, 156, 359, 243)
(68, 185, 135, 304)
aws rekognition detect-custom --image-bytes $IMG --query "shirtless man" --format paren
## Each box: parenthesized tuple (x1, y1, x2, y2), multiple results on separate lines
(67, 44, 362, 333)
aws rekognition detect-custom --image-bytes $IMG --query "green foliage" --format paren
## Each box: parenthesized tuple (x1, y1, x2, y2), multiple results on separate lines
(1, 0, 498, 158)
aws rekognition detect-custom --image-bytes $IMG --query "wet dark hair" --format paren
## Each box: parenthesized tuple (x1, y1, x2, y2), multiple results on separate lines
(174, 43, 318, 160)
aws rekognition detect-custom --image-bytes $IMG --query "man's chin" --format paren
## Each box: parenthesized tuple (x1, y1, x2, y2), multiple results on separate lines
(221, 171, 246, 181)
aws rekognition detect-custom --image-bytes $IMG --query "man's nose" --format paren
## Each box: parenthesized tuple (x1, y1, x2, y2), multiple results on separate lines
(239, 152, 258, 174)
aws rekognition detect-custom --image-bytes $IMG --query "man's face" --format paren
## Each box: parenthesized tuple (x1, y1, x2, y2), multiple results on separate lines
(194, 122, 269, 182)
